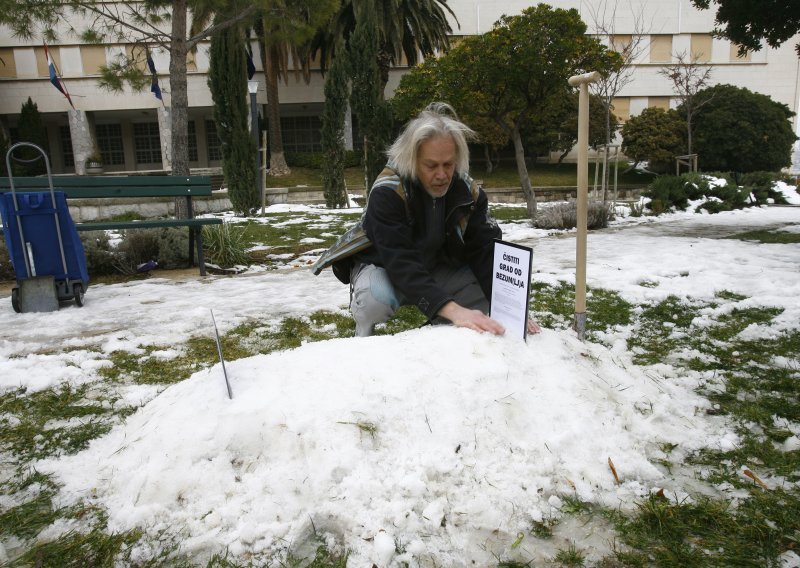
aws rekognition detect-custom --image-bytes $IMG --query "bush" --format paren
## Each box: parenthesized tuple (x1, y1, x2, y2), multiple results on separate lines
(80, 231, 117, 275)
(740, 171, 789, 204)
(155, 228, 190, 269)
(0, 238, 15, 281)
(643, 172, 765, 215)
(533, 201, 613, 230)
(114, 230, 160, 274)
(80, 228, 190, 276)
(286, 150, 362, 169)
(201, 223, 250, 268)
(643, 176, 689, 214)
(689, 84, 797, 173)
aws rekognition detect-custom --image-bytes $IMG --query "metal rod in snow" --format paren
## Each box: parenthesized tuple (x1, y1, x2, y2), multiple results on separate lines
(211, 309, 233, 399)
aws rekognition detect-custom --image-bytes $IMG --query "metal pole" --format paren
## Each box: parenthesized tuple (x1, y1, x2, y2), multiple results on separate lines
(261, 130, 268, 215)
(568, 71, 601, 340)
(248, 80, 260, 210)
(250, 92, 261, 204)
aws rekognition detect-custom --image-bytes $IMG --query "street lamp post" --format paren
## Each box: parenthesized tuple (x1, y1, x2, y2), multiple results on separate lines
(247, 80, 261, 207)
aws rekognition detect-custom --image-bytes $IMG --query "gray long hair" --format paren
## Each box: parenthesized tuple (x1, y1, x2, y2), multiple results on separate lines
(387, 102, 475, 180)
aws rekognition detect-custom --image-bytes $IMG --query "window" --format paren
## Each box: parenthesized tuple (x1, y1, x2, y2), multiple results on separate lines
(188, 121, 198, 162)
(95, 123, 125, 165)
(611, 97, 630, 122)
(730, 43, 752, 62)
(690, 34, 712, 63)
(205, 120, 222, 161)
(649, 35, 672, 63)
(59, 125, 74, 167)
(0, 48, 16, 78)
(280, 115, 322, 153)
(648, 96, 671, 111)
(133, 122, 162, 165)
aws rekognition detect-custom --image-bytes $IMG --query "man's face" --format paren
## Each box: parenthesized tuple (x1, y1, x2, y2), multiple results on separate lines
(416, 135, 457, 198)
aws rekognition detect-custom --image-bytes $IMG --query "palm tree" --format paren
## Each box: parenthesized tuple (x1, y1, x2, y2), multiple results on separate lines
(253, 1, 338, 176)
(312, 0, 458, 97)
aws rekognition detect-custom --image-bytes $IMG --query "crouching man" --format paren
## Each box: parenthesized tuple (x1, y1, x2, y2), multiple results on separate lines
(313, 102, 540, 338)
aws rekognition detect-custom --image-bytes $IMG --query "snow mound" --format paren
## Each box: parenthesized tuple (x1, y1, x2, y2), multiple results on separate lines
(43, 327, 731, 565)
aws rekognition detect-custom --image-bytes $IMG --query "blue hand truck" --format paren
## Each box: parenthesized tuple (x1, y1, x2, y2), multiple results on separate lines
(0, 142, 89, 313)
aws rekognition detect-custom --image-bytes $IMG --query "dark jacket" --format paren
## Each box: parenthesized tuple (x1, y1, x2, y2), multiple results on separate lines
(354, 170, 501, 319)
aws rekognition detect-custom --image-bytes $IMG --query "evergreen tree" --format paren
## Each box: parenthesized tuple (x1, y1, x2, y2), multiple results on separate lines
(16, 97, 49, 176)
(208, 17, 258, 215)
(621, 107, 686, 173)
(348, 2, 392, 193)
(321, 43, 349, 209)
(688, 84, 796, 173)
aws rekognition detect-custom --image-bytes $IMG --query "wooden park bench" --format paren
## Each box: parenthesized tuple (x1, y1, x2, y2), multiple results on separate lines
(0, 175, 222, 276)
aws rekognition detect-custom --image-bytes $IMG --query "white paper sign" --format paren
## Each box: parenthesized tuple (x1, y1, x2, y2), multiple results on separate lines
(490, 240, 533, 340)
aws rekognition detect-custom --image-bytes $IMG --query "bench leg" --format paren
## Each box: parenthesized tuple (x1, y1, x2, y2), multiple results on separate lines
(188, 227, 196, 269)
(195, 228, 208, 276)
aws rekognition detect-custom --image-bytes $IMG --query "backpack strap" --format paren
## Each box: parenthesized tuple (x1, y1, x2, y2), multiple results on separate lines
(372, 166, 413, 223)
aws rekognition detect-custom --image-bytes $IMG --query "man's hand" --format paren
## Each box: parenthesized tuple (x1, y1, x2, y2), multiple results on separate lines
(527, 319, 541, 335)
(437, 301, 505, 335)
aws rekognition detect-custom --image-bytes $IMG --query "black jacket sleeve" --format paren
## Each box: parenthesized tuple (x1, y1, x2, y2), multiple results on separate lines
(360, 185, 454, 319)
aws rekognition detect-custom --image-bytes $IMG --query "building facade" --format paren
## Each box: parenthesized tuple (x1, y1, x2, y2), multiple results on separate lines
(1, 0, 799, 176)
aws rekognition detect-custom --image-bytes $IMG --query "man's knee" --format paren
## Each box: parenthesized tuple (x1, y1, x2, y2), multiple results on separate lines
(350, 264, 401, 336)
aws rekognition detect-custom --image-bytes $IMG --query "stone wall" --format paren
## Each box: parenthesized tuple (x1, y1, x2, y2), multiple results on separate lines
(65, 185, 644, 222)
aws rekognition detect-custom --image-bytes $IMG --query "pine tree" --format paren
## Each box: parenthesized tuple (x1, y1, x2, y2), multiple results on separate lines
(16, 97, 49, 176)
(208, 17, 258, 215)
(348, 2, 392, 194)
(321, 42, 349, 209)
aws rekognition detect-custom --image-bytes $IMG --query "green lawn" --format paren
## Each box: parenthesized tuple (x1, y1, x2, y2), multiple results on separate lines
(266, 161, 654, 189)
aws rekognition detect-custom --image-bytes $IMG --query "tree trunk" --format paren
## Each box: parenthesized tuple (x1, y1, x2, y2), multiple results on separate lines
(170, 0, 190, 218)
(687, 112, 693, 156)
(511, 125, 537, 219)
(265, 44, 290, 176)
(483, 144, 494, 174)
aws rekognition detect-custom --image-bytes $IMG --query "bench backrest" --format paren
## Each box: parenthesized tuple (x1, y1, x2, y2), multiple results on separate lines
(0, 176, 212, 199)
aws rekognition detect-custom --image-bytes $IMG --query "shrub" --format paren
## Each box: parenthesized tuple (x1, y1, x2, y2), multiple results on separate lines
(0, 239, 15, 280)
(155, 228, 190, 269)
(201, 223, 250, 268)
(80, 231, 117, 275)
(643, 176, 688, 214)
(621, 107, 686, 172)
(689, 84, 797, 173)
(534, 201, 613, 230)
(740, 171, 788, 204)
(114, 230, 160, 274)
(643, 172, 767, 215)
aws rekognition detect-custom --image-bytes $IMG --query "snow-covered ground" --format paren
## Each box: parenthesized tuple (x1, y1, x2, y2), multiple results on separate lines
(1, 195, 799, 566)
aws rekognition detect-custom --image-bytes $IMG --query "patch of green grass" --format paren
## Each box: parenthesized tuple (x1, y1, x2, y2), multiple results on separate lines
(282, 544, 349, 568)
(529, 281, 632, 333)
(0, 385, 122, 462)
(237, 213, 360, 260)
(554, 542, 585, 566)
(714, 289, 748, 302)
(265, 163, 654, 191)
(375, 305, 428, 335)
(610, 491, 796, 567)
(490, 205, 531, 222)
(725, 229, 800, 244)
(477, 162, 654, 189)
(0, 488, 61, 541)
(626, 295, 701, 365)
